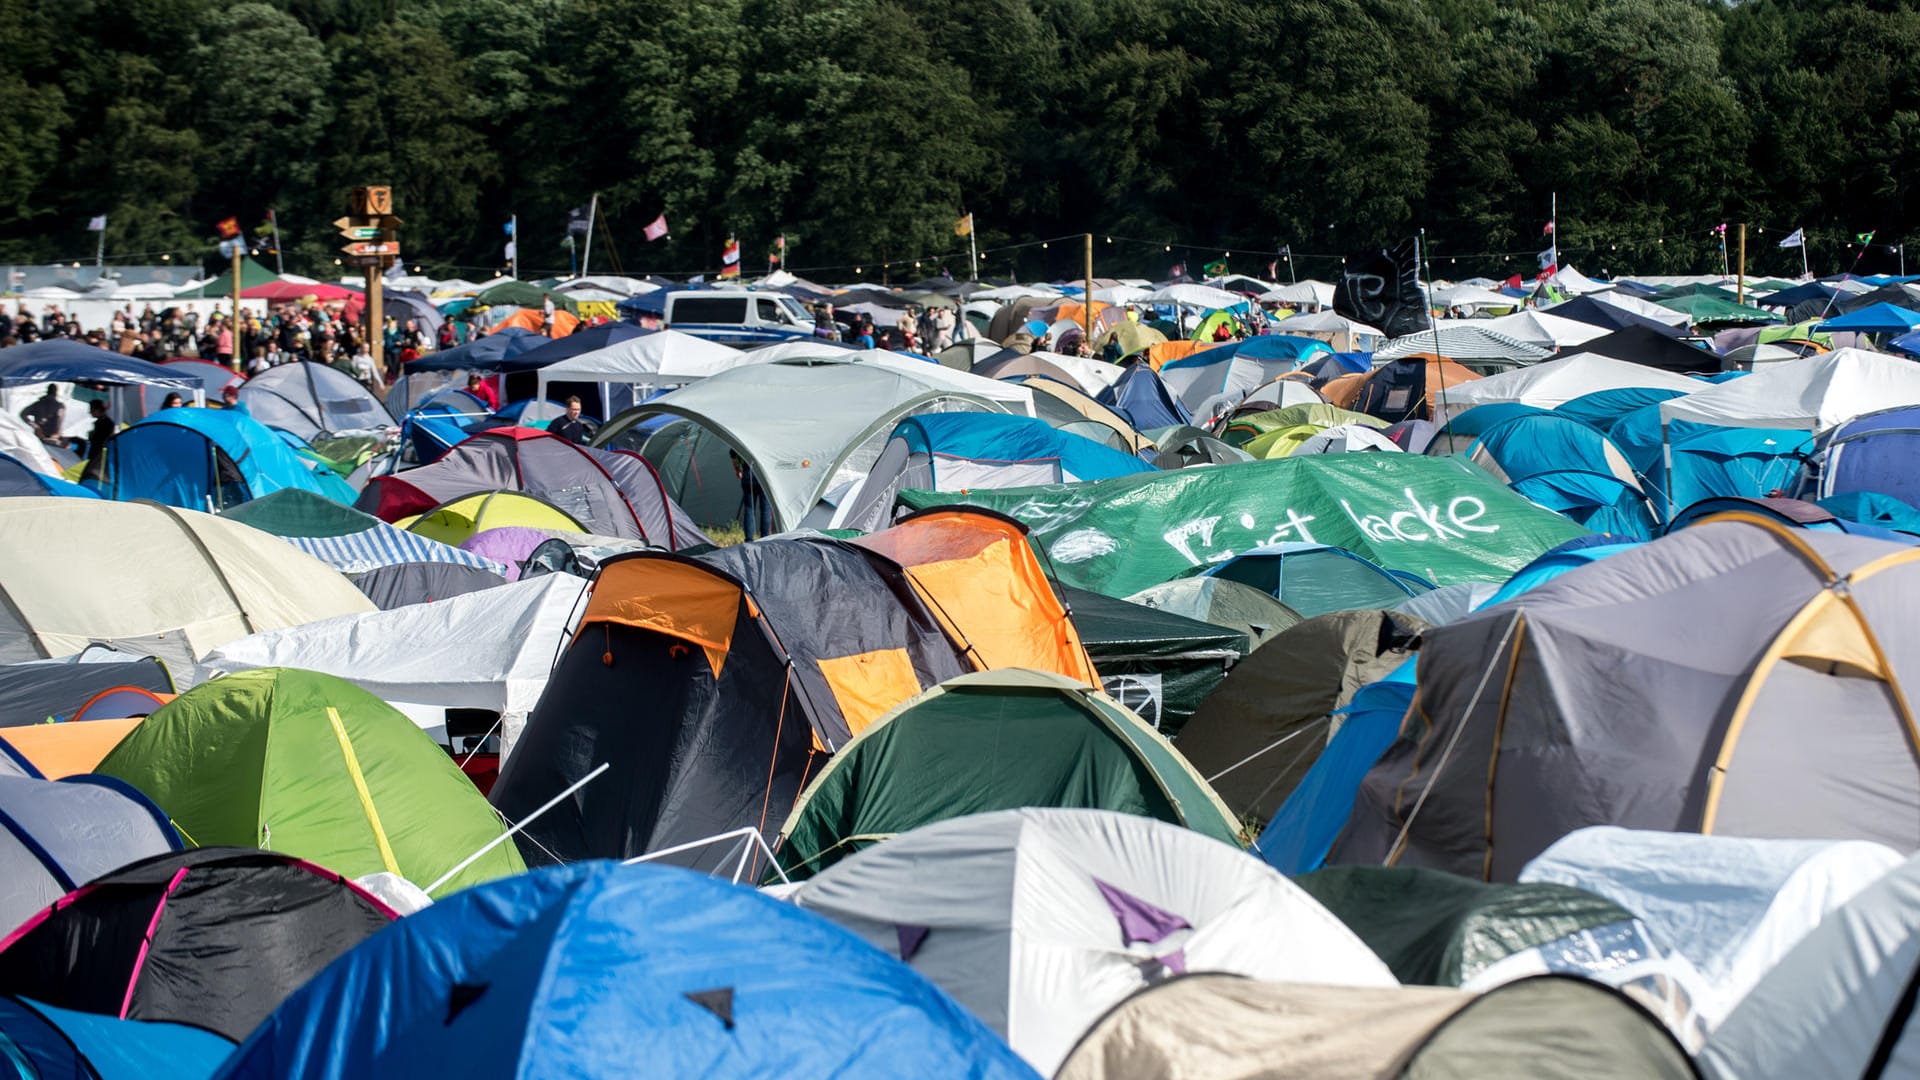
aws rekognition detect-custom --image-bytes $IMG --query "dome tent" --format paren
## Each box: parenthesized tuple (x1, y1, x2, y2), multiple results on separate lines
(214, 862, 1040, 1080)
(790, 808, 1395, 1076)
(237, 361, 391, 441)
(0, 774, 180, 935)
(0, 847, 394, 1041)
(0, 996, 233, 1080)
(97, 668, 524, 895)
(107, 406, 359, 510)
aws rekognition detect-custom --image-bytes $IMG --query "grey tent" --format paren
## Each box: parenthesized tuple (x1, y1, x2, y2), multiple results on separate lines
(1059, 585, 1248, 735)
(357, 427, 708, 549)
(1056, 973, 1698, 1080)
(352, 561, 509, 609)
(1335, 516, 1920, 881)
(1125, 577, 1301, 650)
(1175, 609, 1423, 823)
(0, 653, 173, 727)
(1151, 425, 1254, 468)
(238, 361, 391, 441)
(0, 775, 181, 934)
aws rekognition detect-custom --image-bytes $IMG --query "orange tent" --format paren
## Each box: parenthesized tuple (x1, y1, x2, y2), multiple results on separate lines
(1, 719, 144, 779)
(1143, 339, 1222, 371)
(489, 308, 579, 337)
(1323, 354, 1482, 420)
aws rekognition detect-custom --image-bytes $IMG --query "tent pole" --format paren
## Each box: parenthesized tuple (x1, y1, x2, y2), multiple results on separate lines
(1737, 223, 1747, 305)
(582, 193, 599, 278)
(424, 762, 610, 896)
(1084, 233, 1095, 336)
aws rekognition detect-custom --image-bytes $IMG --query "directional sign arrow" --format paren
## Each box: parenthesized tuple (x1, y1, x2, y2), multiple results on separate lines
(341, 241, 401, 257)
(339, 226, 381, 241)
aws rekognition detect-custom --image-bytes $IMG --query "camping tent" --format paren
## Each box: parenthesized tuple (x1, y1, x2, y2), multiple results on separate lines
(213, 861, 1038, 1080)
(1451, 411, 1659, 538)
(0, 996, 232, 1080)
(0, 499, 374, 669)
(237, 361, 390, 440)
(0, 847, 394, 1040)
(107, 406, 358, 510)
(789, 808, 1396, 1076)
(1373, 326, 1553, 365)
(0, 775, 180, 934)
(1057, 585, 1248, 735)
(96, 668, 525, 895)
(1095, 362, 1190, 432)
(1333, 516, 1920, 880)
(1800, 404, 1920, 508)
(220, 489, 505, 576)
(530, 329, 750, 401)
(1124, 577, 1302, 648)
(770, 670, 1243, 880)
(1196, 544, 1433, 616)
(1429, 353, 1701, 425)
(357, 427, 707, 549)
(201, 573, 587, 748)
(1580, 326, 1727, 373)
(1660, 347, 1920, 430)
(1055, 973, 1696, 1080)
(1324, 355, 1486, 423)
(1174, 609, 1423, 824)
(901, 454, 1588, 598)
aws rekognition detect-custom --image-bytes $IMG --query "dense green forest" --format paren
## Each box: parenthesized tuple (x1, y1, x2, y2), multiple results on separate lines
(2, 0, 1915, 282)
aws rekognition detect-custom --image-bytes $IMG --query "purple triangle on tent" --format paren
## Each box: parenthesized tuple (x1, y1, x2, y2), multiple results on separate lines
(1159, 949, 1187, 976)
(896, 924, 929, 961)
(1093, 878, 1191, 946)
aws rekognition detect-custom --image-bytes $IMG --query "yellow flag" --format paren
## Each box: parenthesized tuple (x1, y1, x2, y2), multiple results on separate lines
(954, 213, 973, 237)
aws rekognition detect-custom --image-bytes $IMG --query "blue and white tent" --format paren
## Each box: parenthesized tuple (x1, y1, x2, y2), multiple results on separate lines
(107, 407, 358, 510)
(220, 489, 507, 576)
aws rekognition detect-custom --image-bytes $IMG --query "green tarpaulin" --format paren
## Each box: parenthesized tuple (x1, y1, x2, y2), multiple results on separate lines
(173, 255, 281, 299)
(474, 280, 580, 314)
(1059, 584, 1249, 737)
(900, 454, 1588, 598)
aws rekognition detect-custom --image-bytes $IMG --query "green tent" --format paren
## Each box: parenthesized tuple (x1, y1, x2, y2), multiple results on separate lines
(1059, 584, 1249, 737)
(173, 255, 281, 298)
(1293, 865, 1637, 986)
(771, 670, 1242, 880)
(900, 454, 1588, 598)
(97, 667, 524, 894)
(1221, 404, 1383, 451)
(474, 280, 580, 315)
(1125, 577, 1301, 648)
(1654, 293, 1781, 325)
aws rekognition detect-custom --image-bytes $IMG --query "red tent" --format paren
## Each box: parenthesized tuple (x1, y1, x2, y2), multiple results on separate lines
(239, 280, 359, 302)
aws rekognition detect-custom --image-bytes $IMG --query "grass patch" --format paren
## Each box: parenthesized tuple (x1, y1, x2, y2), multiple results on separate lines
(706, 522, 747, 547)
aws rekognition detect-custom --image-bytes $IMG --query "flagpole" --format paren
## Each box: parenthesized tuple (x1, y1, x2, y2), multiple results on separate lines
(1550, 192, 1557, 272)
(95, 217, 106, 268)
(268, 210, 284, 275)
(510, 214, 519, 279)
(1801, 231, 1809, 281)
(967, 212, 978, 281)
(582, 193, 598, 277)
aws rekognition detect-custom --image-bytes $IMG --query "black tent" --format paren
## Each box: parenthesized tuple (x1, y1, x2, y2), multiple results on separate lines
(0, 847, 393, 1041)
(1835, 283, 1920, 313)
(1057, 585, 1248, 736)
(1577, 325, 1724, 373)
(1542, 296, 1684, 337)
(0, 653, 173, 728)
(352, 561, 509, 609)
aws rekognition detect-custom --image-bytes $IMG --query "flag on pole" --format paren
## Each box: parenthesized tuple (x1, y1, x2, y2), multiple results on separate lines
(1543, 220, 1555, 235)
(215, 217, 241, 240)
(776, 234, 786, 251)
(721, 238, 740, 265)
(1858, 231, 1877, 244)
(503, 219, 516, 236)
(1202, 259, 1228, 278)
(954, 213, 973, 237)
(643, 214, 669, 241)
(1170, 262, 1185, 279)
(1537, 248, 1556, 271)
(767, 251, 779, 267)
(566, 206, 590, 238)
(85, 215, 107, 232)
(504, 240, 517, 261)
(1778, 228, 1805, 249)
(1713, 223, 1728, 237)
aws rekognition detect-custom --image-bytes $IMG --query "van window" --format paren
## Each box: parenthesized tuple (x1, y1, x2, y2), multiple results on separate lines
(672, 297, 748, 324)
(756, 298, 783, 323)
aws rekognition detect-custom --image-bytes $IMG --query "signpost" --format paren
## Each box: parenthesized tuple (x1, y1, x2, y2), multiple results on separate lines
(339, 188, 401, 376)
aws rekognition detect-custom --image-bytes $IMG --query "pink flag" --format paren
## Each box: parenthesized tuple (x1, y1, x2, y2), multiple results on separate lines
(643, 214, 669, 241)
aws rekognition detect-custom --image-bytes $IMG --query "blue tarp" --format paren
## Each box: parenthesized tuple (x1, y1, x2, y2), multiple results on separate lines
(214, 862, 1037, 1080)
(0, 453, 97, 498)
(1096, 363, 1190, 432)
(1818, 491, 1920, 536)
(896, 413, 1155, 484)
(1607, 408, 1811, 522)
(108, 407, 357, 509)
(1554, 387, 1689, 432)
(0, 339, 201, 389)
(0, 996, 231, 1080)
(404, 328, 549, 373)
(1815, 302, 1920, 334)
(1196, 335, 1334, 366)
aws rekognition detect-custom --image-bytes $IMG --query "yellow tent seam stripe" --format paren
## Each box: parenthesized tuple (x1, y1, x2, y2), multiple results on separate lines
(327, 707, 401, 877)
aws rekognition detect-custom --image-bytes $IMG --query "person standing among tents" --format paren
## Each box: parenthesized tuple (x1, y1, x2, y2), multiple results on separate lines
(465, 373, 499, 412)
(551, 396, 591, 445)
(214, 315, 235, 369)
(20, 387, 62, 444)
(81, 399, 113, 482)
(732, 450, 772, 540)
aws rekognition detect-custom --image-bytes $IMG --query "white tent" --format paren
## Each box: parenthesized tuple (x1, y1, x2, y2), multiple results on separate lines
(1699, 849, 1920, 1079)
(1522, 826, 1903, 1034)
(0, 498, 374, 672)
(735, 339, 856, 364)
(1572, 290, 1692, 328)
(1019, 351, 1125, 394)
(1482, 310, 1614, 349)
(1659, 348, 1920, 430)
(1260, 280, 1336, 307)
(1434, 285, 1521, 312)
(1432, 352, 1703, 424)
(971, 284, 1061, 301)
(534, 329, 752, 401)
(0, 411, 59, 476)
(1276, 309, 1383, 338)
(1547, 266, 1615, 295)
(1374, 323, 1555, 363)
(788, 807, 1395, 1077)
(1090, 285, 1151, 305)
(1148, 283, 1245, 309)
(200, 573, 588, 753)
(1291, 424, 1402, 455)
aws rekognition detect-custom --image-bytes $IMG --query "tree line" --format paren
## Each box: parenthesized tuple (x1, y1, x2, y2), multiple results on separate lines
(3, 0, 1916, 285)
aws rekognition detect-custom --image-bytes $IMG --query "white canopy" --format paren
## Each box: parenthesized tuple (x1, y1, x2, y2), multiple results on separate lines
(1090, 285, 1151, 305)
(1148, 283, 1246, 309)
(789, 808, 1395, 1076)
(200, 573, 588, 752)
(1571, 290, 1693, 328)
(971, 284, 1061, 301)
(0, 411, 59, 476)
(1699, 849, 1920, 1079)
(1482, 310, 1614, 348)
(1659, 348, 1920, 430)
(1433, 352, 1703, 424)
(1523, 826, 1903, 1034)
(1434, 285, 1520, 312)
(1260, 280, 1336, 307)
(1547, 266, 1615, 295)
(1277, 310, 1383, 337)
(534, 329, 751, 400)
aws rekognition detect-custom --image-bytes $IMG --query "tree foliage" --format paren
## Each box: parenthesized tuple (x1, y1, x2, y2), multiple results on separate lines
(1, 0, 1913, 280)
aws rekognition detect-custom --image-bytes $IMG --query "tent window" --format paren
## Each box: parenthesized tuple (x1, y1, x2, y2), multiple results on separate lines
(817, 649, 922, 736)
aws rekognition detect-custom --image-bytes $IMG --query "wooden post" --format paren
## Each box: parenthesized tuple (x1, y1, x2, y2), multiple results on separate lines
(367, 265, 384, 379)
(1083, 232, 1095, 333)
(1737, 223, 1747, 305)
(230, 243, 242, 372)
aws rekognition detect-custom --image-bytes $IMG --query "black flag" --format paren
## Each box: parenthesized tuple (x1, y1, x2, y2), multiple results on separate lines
(566, 206, 591, 239)
(1334, 239, 1429, 338)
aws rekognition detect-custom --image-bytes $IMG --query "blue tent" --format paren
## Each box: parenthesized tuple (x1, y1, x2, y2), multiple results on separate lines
(1258, 540, 1637, 875)
(1804, 404, 1920, 507)
(1553, 386, 1689, 432)
(0, 996, 231, 1080)
(1540, 296, 1684, 337)
(1096, 363, 1189, 432)
(617, 292, 668, 319)
(1607, 407, 1812, 522)
(1192, 335, 1333, 366)
(1756, 282, 1838, 309)
(1458, 412, 1658, 539)
(0, 339, 201, 390)
(215, 862, 1037, 1080)
(108, 407, 358, 510)
(1663, 495, 1917, 544)
(404, 328, 549, 373)
(1818, 491, 1920, 535)
(1814, 302, 1920, 334)
(494, 323, 654, 374)
(0, 453, 97, 498)
(895, 413, 1155, 484)
(1428, 403, 1552, 446)
(1195, 543, 1433, 618)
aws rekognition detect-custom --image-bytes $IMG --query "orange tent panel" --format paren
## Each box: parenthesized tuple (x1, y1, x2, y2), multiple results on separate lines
(2, 719, 144, 779)
(490, 308, 579, 337)
(1143, 339, 1220, 371)
(582, 556, 748, 677)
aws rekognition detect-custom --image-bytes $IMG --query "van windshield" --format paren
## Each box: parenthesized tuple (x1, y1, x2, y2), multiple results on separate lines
(672, 296, 748, 324)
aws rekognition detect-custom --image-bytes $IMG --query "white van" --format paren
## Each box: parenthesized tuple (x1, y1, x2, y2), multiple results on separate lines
(663, 291, 820, 347)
